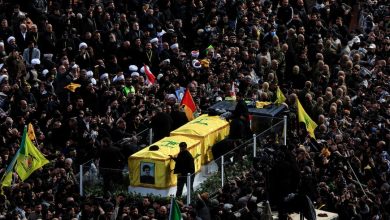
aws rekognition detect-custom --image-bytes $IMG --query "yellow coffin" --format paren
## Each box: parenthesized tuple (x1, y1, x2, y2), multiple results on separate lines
(170, 114, 230, 164)
(128, 135, 201, 188)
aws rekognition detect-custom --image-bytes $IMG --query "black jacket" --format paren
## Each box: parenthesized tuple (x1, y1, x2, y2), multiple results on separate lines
(173, 150, 195, 175)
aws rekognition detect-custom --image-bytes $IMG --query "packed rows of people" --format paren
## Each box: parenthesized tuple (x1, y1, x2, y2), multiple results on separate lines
(0, 0, 389, 219)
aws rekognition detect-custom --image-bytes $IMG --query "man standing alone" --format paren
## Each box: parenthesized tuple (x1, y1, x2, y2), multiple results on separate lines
(170, 142, 195, 197)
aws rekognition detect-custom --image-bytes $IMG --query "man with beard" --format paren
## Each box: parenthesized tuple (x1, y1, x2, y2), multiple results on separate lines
(142, 42, 160, 74)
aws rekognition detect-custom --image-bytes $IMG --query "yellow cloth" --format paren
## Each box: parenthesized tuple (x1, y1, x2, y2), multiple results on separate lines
(64, 82, 81, 92)
(274, 86, 286, 105)
(27, 123, 36, 141)
(15, 128, 49, 181)
(0, 171, 13, 188)
(297, 98, 318, 139)
(128, 135, 202, 188)
(255, 101, 272, 108)
(170, 114, 230, 164)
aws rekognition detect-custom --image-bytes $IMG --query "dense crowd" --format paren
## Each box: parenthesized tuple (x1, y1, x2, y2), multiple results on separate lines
(0, 0, 389, 219)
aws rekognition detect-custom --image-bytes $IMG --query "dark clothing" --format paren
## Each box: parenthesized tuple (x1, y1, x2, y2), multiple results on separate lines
(99, 145, 125, 192)
(170, 110, 189, 130)
(151, 112, 173, 142)
(229, 118, 251, 140)
(173, 150, 195, 175)
(140, 175, 155, 184)
(173, 149, 195, 197)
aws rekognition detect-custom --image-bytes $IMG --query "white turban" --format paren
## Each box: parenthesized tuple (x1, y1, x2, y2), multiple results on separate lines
(113, 74, 125, 82)
(42, 69, 49, 77)
(31, 58, 41, 65)
(150, 38, 158, 44)
(131, 72, 140, 77)
(7, 36, 15, 44)
(100, 73, 109, 80)
(0, 75, 8, 83)
(86, 70, 94, 78)
(170, 43, 179, 50)
(128, 65, 138, 72)
(79, 42, 88, 50)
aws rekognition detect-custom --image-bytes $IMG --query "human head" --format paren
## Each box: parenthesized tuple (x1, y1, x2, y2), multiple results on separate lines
(143, 165, 151, 175)
(179, 142, 187, 151)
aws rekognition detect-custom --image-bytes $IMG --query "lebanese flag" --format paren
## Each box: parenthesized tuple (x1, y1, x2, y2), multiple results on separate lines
(144, 65, 156, 85)
(180, 89, 196, 121)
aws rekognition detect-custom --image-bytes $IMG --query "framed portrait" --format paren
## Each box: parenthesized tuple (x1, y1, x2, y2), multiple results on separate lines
(140, 162, 155, 184)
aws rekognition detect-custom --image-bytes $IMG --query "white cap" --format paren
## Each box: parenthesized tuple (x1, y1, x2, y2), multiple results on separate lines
(7, 36, 15, 44)
(170, 43, 179, 50)
(0, 75, 9, 83)
(216, 96, 223, 102)
(192, 59, 201, 69)
(42, 69, 49, 76)
(157, 73, 163, 80)
(90, 78, 97, 85)
(72, 64, 79, 69)
(113, 74, 125, 82)
(162, 59, 170, 64)
(79, 42, 88, 50)
(86, 70, 94, 78)
(131, 72, 140, 77)
(368, 43, 376, 49)
(128, 65, 138, 72)
(31, 58, 41, 65)
(0, 42, 4, 47)
(100, 73, 109, 80)
(150, 38, 158, 44)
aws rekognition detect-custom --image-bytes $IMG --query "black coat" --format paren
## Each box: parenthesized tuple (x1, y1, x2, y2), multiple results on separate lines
(170, 110, 188, 130)
(173, 150, 195, 175)
(151, 112, 173, 142)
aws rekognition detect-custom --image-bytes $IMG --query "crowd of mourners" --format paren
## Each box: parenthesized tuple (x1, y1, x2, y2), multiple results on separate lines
(0, 0, 389, 219)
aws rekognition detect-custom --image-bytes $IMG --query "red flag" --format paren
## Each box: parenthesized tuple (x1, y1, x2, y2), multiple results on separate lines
(180, 89, 196, 121)
(230, 82, 236, 100)
(144, 65, 155, 84)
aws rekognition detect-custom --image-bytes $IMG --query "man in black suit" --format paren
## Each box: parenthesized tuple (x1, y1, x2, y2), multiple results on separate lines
(151, 107, 173, 142)
(170, 142, 195, 197)
(15, 23, 29, 51)
(170, 103, 188, 130)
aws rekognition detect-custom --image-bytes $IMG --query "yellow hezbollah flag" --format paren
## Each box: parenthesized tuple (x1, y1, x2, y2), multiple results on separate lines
(27, 123, 36, 141)
(1, 165, 15, 188)
(256, 101, 272, 108)
(296, 98, 318, 139)
(274, 86, 286, 105)
(15, 128, 49, 181)
(64, 82, 81, 92)
(180, 89, 196, 121)
(1, 172, 13, 188)
(1, 145, 21, 188)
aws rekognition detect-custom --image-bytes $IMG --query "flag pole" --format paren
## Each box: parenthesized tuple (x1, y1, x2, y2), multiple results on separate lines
(169, 195, 174, 220)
